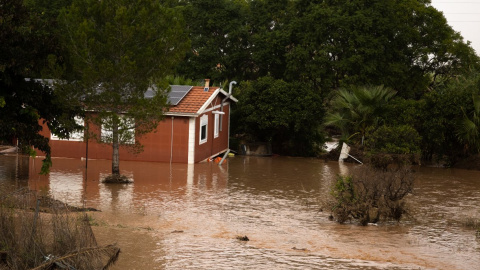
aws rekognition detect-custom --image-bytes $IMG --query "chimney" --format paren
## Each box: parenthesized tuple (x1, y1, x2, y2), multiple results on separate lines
(204, 79, 210, 91)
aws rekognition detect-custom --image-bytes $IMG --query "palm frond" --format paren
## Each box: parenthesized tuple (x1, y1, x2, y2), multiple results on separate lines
(473, 94, 480, 115)
(324, 112, 349, 130)
(326, 85, 397, 143)
(456, 96, 480, 152)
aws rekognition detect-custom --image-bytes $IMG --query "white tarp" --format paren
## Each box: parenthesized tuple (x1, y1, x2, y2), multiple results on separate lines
(339, 143, 351, 161)
(323, 141, 339, 152)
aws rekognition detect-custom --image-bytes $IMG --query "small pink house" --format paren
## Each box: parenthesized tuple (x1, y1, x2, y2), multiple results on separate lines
(39, 80, 238, 164)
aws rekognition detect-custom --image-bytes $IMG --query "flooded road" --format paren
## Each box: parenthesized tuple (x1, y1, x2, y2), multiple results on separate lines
(1, 155, 479, 269)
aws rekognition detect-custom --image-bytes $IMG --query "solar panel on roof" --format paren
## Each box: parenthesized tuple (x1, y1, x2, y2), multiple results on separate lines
(144, 85, 192, 105)
(169, 91, 189, 98)
(168, 85, 193, 105)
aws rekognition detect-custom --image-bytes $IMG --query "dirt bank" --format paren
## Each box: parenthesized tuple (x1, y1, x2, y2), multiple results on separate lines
(321, 143, 480, 171)
(451, 154, 480, 171)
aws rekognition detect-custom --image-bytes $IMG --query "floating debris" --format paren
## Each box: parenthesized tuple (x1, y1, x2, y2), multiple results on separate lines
(236, 235, 249, 241)
(292, 247, 308, 251)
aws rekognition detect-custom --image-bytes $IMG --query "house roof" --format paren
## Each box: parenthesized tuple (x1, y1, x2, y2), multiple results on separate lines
(27, 78, 235, 117)
(167, 86, 237, 116)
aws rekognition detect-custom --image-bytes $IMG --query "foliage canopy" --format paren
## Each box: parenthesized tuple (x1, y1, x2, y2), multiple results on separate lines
(0, 0, 80, 173)
(233, 76, 324, 156)
(58, 0, 189, 175)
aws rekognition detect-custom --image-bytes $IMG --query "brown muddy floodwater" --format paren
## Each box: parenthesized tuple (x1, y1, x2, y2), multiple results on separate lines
(1, 154, 479, 269)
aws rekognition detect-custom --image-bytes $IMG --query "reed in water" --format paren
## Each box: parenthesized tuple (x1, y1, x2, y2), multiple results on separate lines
(0, 189, 120, 270)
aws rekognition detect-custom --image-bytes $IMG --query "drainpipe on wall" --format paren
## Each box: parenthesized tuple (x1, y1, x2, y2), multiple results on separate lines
(227, 81, 236, 151)
(85, 121, 89, 169)
(170, 116, 174, 164)
(220, 81, 236, 132)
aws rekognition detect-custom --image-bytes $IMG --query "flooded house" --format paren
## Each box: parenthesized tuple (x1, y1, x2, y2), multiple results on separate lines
(38, 80, 238, 164)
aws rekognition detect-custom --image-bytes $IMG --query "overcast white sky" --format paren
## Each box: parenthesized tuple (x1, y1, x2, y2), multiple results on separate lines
(430, 0, 480, 55)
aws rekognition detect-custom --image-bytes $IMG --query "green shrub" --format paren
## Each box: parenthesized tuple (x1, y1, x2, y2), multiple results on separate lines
(328, 165, 414, 225)
(365, 125, 421, 155)
(330, 175, 357, 224)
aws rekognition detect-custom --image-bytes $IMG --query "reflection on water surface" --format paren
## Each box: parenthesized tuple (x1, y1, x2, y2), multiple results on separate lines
(1, 155, 479, 269)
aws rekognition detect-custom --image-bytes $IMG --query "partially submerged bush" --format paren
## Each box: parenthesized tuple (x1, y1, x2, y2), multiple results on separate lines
(462, 216, 480, 238)
(329, 165, 414, 225)
(462, 217, 480, 229)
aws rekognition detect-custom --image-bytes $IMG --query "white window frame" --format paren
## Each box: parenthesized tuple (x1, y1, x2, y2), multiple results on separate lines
(214, 113, 219, 138)
(101, 115, 135, 144)
(199, 114, 208, 145)
(50, 116, 84, 141)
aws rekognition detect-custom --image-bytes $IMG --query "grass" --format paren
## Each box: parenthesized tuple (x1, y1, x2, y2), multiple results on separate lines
(0, 189, 120, 269)
(83, 214, 107, 227)
(461, 216, 480, 238)
(462, 217, 480, 229)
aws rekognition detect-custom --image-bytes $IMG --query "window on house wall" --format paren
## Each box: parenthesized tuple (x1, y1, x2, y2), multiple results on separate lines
(101, 115, 135, 144)
(50, 116, 84, 141)
(200, 114, 208, 144)
(214, 113, 219, 138)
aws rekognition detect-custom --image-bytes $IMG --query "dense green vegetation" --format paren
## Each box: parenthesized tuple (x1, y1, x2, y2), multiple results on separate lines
(232, 76, 324, 156)
(1, 0, 480, 167)
(174, 0, 480, 164)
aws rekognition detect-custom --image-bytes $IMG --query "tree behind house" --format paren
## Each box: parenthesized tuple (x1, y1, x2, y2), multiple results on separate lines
(59, 0, 189, 176)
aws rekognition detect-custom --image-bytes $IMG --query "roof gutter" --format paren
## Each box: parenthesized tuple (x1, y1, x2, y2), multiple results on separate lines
(164, 112, 199, 117)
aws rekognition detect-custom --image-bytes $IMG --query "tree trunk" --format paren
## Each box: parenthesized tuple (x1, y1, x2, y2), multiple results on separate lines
(112, 116, 120, 175)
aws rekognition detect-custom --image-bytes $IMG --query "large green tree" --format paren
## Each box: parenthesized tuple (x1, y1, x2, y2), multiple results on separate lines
(419, 71, 480, 163)
(456, 93, 480, 153)
(175, 0, 251, 84)
(59, 0, 189, 177)
(287, 0, 479, 98)
(248, 0, 295, 81)
(176, 0, 294, 83)
(175, 0, 479, 97)
(0, 0, 80, 173)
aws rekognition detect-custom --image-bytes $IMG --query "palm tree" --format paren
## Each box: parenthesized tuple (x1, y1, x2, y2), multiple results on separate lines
(456, 94, 480, 153)
(325, 85, 397, 144)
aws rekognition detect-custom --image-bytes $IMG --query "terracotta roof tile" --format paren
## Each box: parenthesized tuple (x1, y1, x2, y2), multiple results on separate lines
(168, 86, 218, 114)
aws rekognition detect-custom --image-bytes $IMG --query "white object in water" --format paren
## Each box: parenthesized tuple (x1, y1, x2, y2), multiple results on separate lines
(323, 141, 339, 152)
(338, 143, 363, 164)
(339, 143, 351, 161)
